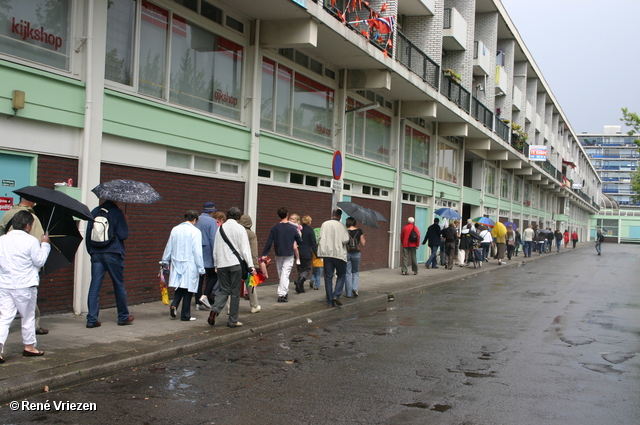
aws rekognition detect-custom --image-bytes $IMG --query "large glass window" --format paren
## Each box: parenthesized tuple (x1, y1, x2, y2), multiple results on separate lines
(106, 0, 243, 120)
(437, 141, 458, 183)
(500, 171, 510, 198)
(261, 57, 334, 147)
(0, 0, 71, 70)
(404, 125, 430, 175)
(139, 1, 168, 98)
(484, 163, 496, 194)
(513, 177, 521, 202)
(105, 0, 136, 85)
(344, 97, 391, 164)
(169, 15, 242, 119)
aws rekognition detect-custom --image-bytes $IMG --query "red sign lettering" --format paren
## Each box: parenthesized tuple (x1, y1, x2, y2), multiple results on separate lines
(11, 17, 63, 51)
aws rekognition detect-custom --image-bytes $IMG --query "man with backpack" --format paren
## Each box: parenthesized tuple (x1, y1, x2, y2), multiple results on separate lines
(85, 200, 133, 328)
(595, 228, 605, 255)
(400, 217, 420, 275)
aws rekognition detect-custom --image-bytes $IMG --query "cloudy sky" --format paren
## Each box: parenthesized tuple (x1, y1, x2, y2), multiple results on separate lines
(500, 0, 640, 135)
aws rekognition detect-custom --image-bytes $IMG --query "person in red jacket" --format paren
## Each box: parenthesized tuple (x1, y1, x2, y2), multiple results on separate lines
(571, 230, 579, 249)
(400, 217, 421, 275)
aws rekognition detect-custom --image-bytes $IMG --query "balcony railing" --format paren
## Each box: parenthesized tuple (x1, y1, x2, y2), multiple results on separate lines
(495, 118, 510, 142)
(471, 97, 493, 129)
(322, 0, 392, 53)
(396, 31, 440, 89)
(511, 139, 529, 156)
(440, 73, 470, 113)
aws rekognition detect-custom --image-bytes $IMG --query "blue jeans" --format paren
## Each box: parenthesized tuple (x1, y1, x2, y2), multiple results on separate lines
(595, 241, 602, 254)
(427, 246, 439, 268)
(311, 266, 323, 289)
(524, 241, 535, 257)
(480, 242, 491, 261)
(323, 258, 346, 305)
(346, 251, 361, 296)
(87, 252, 129, 324)
(556, 240, 561, 252)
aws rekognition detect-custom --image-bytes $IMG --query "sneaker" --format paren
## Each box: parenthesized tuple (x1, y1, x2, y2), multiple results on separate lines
(227, 321, 243, 328)
(170, 306, 177, 318)
(199, 295, 212, 309)
(195, 304, 209, 311)
(425, 264, 431, 269)
(35, 327, 49, 335)
(250, 305, 261, 313)
(277, 296, 288, 303)
(352, 290, 359, 297)
(333, 298, 343, 306)
(313, 287, 319, 290)
(181, 317, 196, 321)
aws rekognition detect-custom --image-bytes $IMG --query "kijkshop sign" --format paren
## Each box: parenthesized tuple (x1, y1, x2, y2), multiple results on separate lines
(10, 17, 63, 51)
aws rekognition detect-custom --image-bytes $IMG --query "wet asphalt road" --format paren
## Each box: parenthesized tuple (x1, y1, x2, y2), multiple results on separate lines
(2, 244, 639, 425)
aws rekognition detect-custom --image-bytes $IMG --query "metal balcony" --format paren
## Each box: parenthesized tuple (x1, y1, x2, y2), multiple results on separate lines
(440, 72, 470, 113)
(396, 31, 439, 89)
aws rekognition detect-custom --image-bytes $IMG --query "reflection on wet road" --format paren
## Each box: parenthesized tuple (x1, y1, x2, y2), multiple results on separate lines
(3, 245, 639, 424)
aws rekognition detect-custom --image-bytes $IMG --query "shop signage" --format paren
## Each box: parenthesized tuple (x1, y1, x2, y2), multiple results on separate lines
(11, 17, 63, 50)
(2, 179, 16, 187)
(528, 145, 547, 161)
(0, 197, 13, 211)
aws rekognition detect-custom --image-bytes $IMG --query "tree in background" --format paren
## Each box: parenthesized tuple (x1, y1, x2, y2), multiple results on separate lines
(620, 108, 640, 203)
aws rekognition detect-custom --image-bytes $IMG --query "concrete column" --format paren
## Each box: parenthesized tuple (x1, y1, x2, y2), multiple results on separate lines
(74, 0, 108, 315)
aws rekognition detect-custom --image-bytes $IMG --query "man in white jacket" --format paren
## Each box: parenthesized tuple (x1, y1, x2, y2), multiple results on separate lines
(162, 210, 205, 322)
(209, 207, 255, 328)
(317, 209, 350, 307)
(0, 211, 50, 362)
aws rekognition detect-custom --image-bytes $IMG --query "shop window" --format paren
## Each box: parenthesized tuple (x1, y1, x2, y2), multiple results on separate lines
(345, 97, 391, 164)
(0, 0, 71, 70)
(194, 156, 216, 172)
(437, 141, 459, 184)
(258, 169, 271, 178)
(261, 57, 334, 147)
(484, 163, 496, 194)
(290, 173, 304, 185)
(167, 151, 191, 168)
(105, 0, 136, 85)
(106, 0, 244, 120)
(404, 125, 430, 175)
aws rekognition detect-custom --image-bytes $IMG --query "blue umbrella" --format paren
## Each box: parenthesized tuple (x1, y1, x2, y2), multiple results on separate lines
(503, 221, 517, 231)
(434, 207, 461, 220)
(472, 216, 495, 227)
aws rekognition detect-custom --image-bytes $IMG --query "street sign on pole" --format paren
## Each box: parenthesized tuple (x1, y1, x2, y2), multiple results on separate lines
(332, 150, 342, 180)
(331, 179, 342, 192)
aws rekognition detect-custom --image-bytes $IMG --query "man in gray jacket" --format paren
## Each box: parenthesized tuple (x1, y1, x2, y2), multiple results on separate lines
(317, 209, 350, 307)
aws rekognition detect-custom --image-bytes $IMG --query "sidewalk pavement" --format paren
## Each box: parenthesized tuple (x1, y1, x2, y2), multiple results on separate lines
(0, 245, 581, 401)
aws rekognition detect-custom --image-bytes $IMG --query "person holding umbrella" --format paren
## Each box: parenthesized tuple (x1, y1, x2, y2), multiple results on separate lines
(0, 211, 50, 361)
(85, 199, 133, 328)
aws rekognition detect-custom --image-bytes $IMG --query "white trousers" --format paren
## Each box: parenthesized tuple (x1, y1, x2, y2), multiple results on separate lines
(275, 256, 294, 297)
(0, 286, 38, 352)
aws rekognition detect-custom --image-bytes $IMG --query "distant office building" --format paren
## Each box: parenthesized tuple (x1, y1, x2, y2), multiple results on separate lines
(581, 126, 640, 207)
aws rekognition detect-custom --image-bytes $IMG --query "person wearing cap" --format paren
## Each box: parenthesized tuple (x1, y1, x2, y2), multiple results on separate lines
(195, 202, 219, 310)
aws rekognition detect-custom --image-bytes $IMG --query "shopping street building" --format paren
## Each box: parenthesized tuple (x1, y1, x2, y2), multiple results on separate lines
(581, 126, 640, 243)
(0, 0, 600, 314)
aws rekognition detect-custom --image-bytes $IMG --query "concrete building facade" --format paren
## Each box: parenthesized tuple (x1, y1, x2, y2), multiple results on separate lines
(0, 0, 599, 314)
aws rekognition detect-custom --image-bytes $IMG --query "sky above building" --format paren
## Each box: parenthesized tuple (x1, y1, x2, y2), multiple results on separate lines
(500, 0, 640, 135)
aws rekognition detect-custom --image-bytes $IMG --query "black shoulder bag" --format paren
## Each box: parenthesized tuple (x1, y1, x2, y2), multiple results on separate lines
(218, 225, 249, 277)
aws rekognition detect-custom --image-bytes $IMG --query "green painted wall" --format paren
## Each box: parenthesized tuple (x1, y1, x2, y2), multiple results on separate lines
(402, 172, 433, 196)
(434, 181, 461, 199)
(344, 155, 395, 188)
(484, 194, 498, 209)
(103, 91, 251, 160)
(260, 133, 333, 177)
(463, 187, 481, 205)
(0, 61, 85, 127)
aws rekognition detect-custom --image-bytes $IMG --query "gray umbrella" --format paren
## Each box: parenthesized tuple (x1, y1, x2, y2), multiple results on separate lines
(92, 179, 162, 204)
(337, 201, 387, 228)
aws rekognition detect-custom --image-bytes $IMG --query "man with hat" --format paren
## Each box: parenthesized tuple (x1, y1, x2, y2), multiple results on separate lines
(195, 202, 219, 310)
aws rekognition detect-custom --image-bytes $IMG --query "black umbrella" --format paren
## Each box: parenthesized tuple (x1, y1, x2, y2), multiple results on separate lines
(337, 201, 387, 228)
(14, 186, 93, 222)
(92, 179, 162, 204)
(33, 204, 83, 276)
